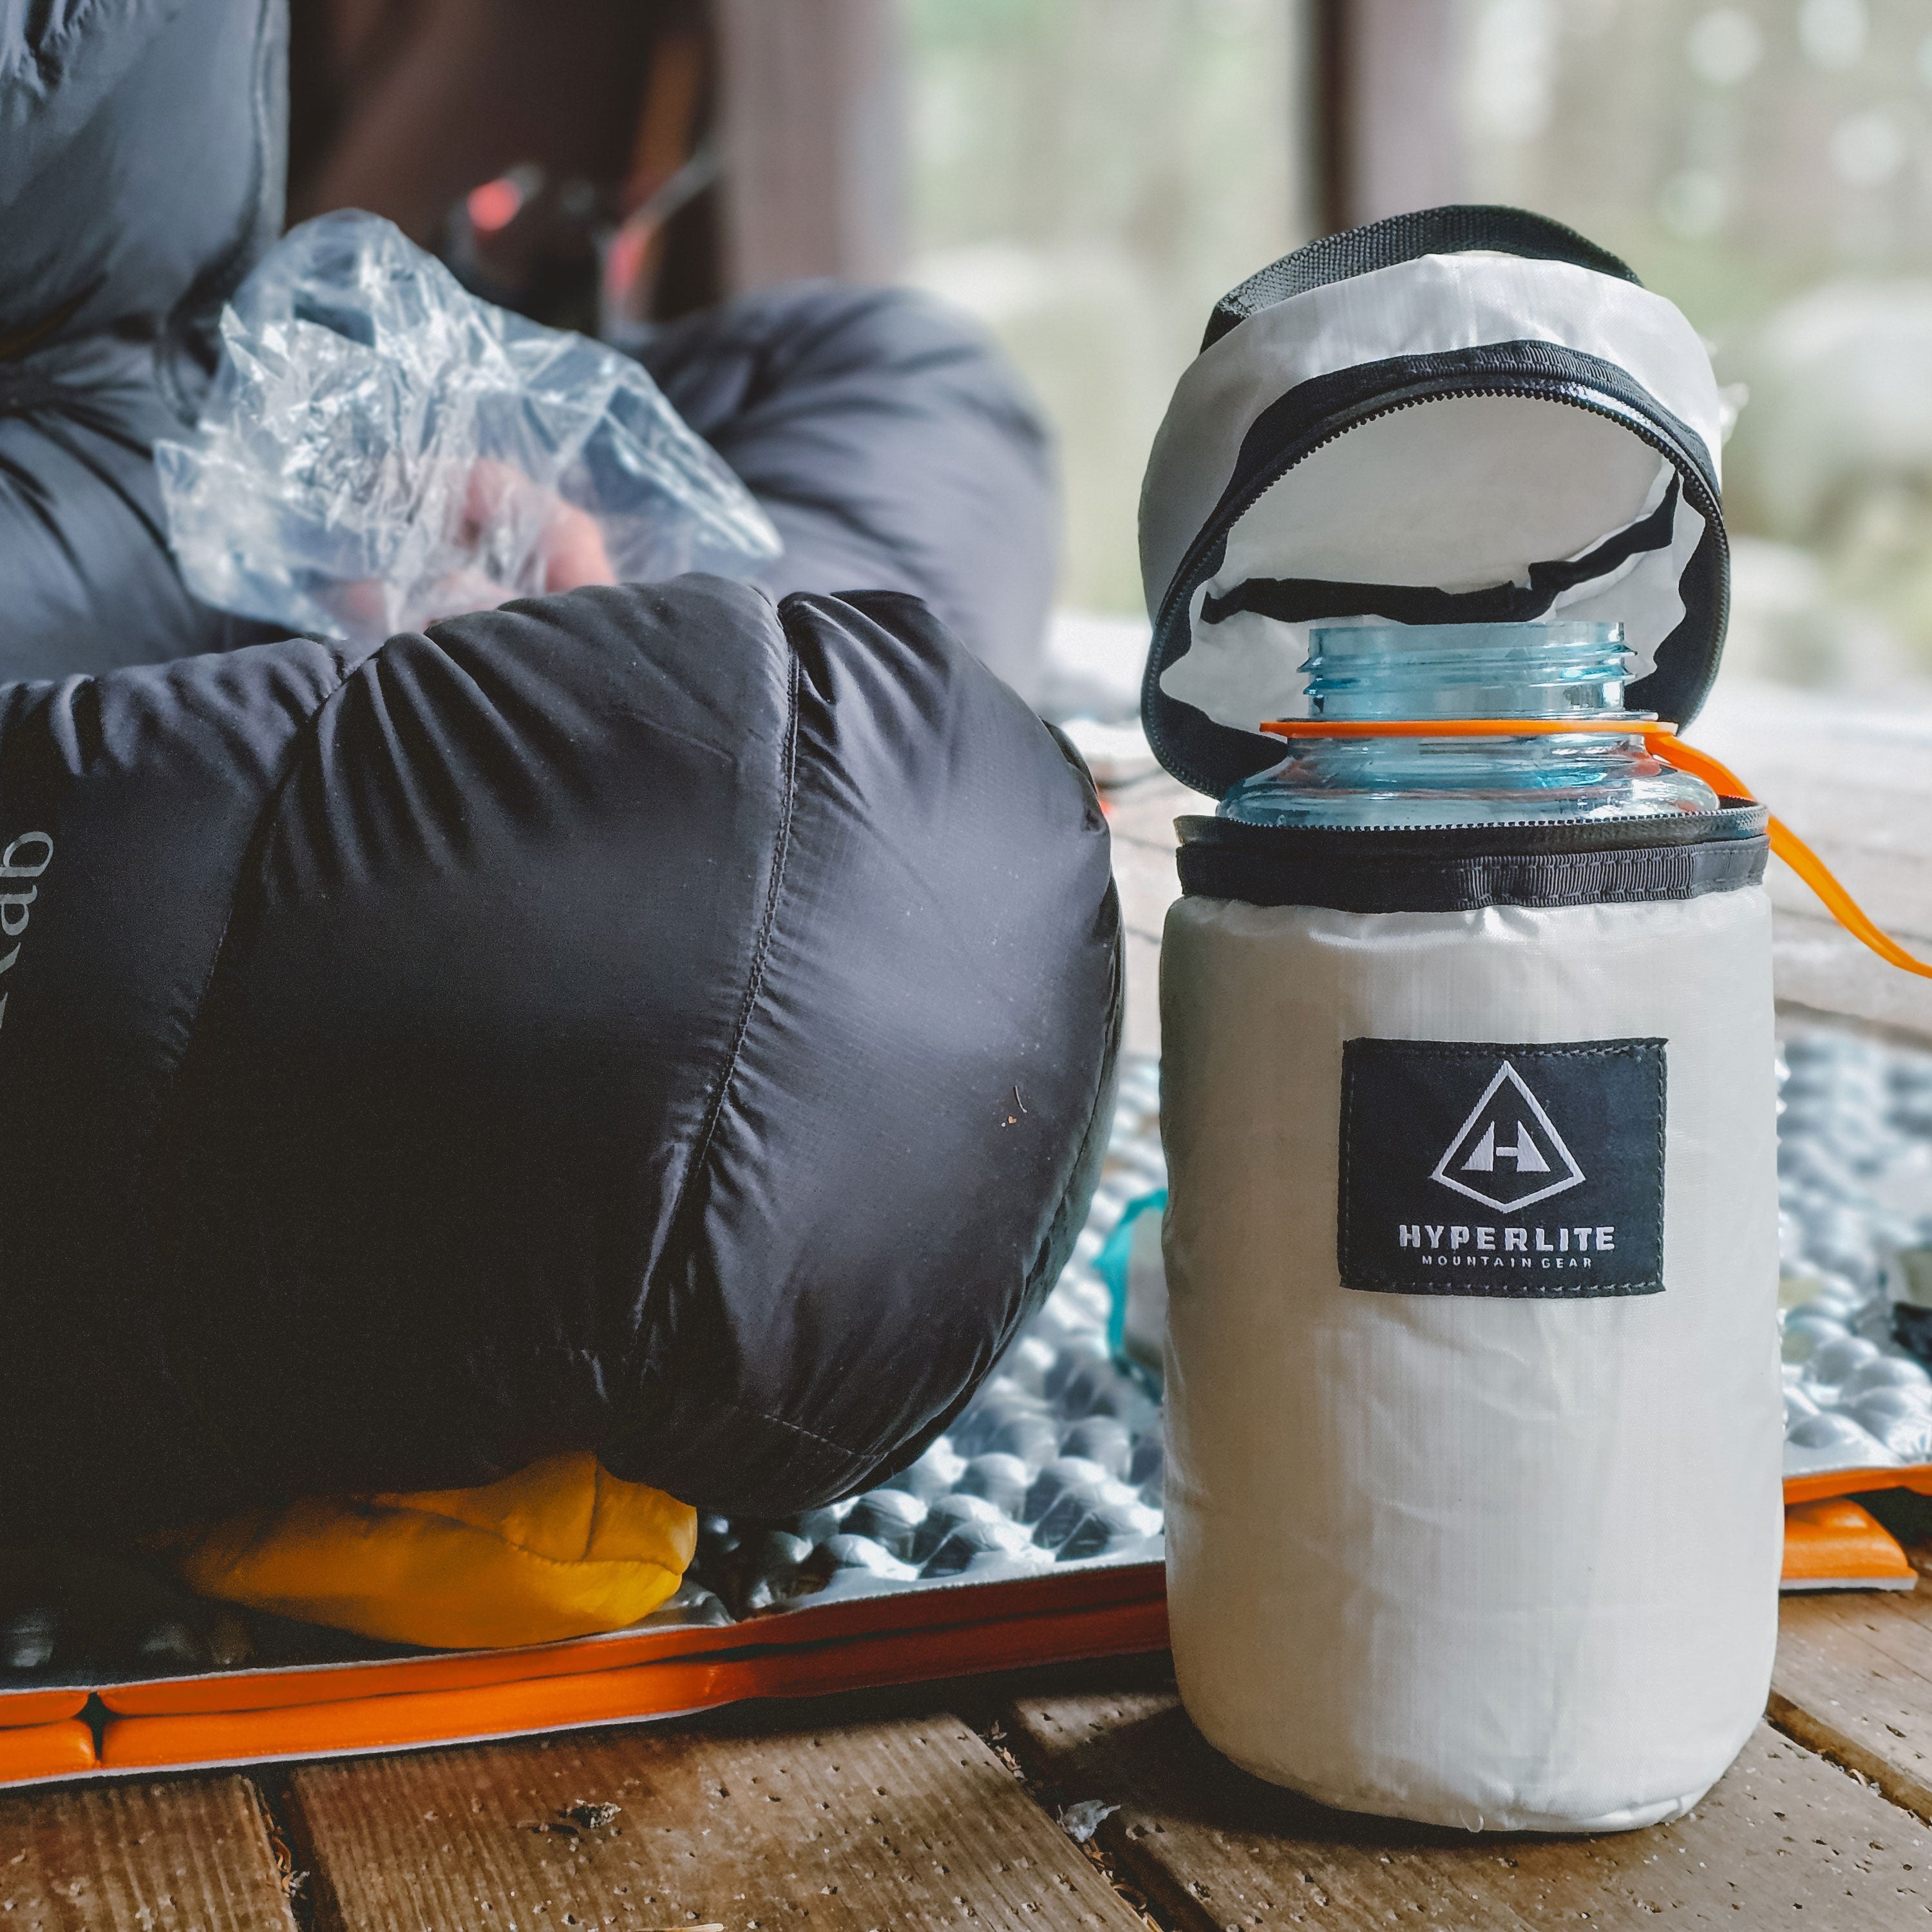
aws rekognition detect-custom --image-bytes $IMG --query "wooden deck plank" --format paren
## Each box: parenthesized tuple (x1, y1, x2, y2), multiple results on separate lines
(285, 1709, 1148, 1931)
(1000, 1681, 1932, 1929)
(1104, 776, 1200, 861)
(1110, 833, 1175, 1062)
(0, 1776, 297, 1932)
(1773, 1563, 1932, 1822)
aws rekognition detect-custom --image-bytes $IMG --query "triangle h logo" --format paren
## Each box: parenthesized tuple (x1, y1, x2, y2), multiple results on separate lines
(1430, 1059, 1586, 1214)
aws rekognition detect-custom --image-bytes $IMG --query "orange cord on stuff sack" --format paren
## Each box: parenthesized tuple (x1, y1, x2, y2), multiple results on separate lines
(1639, 732, 1932, 981)
(1257, 715, 1932, 981)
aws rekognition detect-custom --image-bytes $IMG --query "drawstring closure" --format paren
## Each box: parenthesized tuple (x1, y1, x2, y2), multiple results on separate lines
(1258, 715, 1932, 981)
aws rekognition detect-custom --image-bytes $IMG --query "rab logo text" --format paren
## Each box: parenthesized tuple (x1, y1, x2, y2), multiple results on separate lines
(0, 833, 53, 1032)
(1338, 1036, 1666, 1299)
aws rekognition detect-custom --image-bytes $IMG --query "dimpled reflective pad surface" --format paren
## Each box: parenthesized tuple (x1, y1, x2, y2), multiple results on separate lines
(1779, 1026, 1932, 1477)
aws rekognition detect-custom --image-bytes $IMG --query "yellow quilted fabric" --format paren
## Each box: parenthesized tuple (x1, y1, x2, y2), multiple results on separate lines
(155, 1452, 696, 1649)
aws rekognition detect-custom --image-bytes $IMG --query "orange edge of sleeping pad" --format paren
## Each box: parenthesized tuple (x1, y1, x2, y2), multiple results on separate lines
(98, 1560, 1169, 1717)
(1783, 1464, 1932, 1504)
(0, 1690, 92, 1728)
(0, 1722, 95, 1785)
(1260, 717, 1932, 980)
(96, 1595, 1173, 1774)
(147, 1451, 697, 1650)
(1781, 1497, 1917, 1588)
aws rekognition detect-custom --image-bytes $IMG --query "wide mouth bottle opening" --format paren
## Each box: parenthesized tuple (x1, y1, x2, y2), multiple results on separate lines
(1304, 620, 1641, 724)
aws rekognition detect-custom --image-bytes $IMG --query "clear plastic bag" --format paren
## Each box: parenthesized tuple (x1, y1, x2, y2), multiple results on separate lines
(157, 211, 782, 649)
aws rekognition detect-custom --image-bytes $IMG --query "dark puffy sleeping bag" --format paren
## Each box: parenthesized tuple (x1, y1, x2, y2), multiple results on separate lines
(0, 0, 1119, 1539)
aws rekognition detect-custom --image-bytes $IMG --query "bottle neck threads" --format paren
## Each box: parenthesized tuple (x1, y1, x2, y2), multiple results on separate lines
(1219, 620, 1718, 828)
(1304, 621, 1634, 722)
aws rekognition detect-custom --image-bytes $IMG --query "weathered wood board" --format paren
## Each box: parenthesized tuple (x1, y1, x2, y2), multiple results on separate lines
(1001, 1683, 1932, 1929)
(1774, 1558, 1932, 1823)
(285, 1709, 1149, 1931)
(1106, 775, 1196, 1060)
(1667, 680, 1932, 1039)
(0, 1775, 297, 1932)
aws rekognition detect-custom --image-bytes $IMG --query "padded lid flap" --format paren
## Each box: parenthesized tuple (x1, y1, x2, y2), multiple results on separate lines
(1139, 207, 1730, 799)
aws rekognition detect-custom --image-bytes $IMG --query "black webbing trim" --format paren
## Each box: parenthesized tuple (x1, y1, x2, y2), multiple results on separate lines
(1176, 803, 1768, 912)
(1200, 477, 1680, 632)
(1202, 207, 1640, 352)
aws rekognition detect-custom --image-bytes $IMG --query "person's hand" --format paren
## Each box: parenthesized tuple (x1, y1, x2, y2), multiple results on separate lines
(458, 458, 616, 595)
(320, 459, 618, 643)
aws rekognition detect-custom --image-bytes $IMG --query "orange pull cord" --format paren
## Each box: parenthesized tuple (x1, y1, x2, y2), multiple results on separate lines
(1256, 715, 1932, 980)
(1640, 732, 1932, 981)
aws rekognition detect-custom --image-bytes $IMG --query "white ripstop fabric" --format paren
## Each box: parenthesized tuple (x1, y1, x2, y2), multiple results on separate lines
(1161, 403, 1704, 732)
(1159, 887, 1783, 1832)
(1141, 251, 1724, 609)
(1139, 252, 1725, 737)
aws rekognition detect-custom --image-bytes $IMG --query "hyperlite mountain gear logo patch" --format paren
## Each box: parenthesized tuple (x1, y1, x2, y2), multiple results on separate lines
(1339, 1037, 1666, 1297)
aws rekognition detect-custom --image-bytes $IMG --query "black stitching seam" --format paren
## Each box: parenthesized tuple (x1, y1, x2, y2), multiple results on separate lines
(1177, 840, 1769, 913)
(706, 1396, 857, 1460)
(1337, 1038, 1667, 1298)
(634, 629, 805, 1410)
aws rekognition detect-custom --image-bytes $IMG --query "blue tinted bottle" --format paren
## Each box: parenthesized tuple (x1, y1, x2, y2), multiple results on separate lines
(1219, 621, 1718, 828)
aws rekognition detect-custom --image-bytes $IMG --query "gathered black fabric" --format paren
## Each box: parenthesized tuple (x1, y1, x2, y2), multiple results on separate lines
(635, 283, 1058, 699)
(0, 0, 1118, 1535)
(0, 582, 1121, 1536)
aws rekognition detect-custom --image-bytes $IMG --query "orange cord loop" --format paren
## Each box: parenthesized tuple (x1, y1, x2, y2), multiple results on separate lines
(1255, 715, 1932, 981)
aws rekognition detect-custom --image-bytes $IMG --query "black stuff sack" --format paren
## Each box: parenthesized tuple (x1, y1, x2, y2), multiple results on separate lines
(0, 578, 1122, 1540)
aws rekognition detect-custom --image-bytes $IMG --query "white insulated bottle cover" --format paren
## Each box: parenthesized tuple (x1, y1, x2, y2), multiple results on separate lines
(1162, 882, 1781, 1832)
(1141, 210, 1784, 1832)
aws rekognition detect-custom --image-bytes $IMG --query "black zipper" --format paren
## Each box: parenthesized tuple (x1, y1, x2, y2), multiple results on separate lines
(1180, 809, 1764, 837)
(1146, 375, 1730, 793)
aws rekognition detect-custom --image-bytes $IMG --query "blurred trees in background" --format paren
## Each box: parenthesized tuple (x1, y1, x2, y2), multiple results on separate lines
(904, 0, 1310, 616)
(1459, 0, 1932, 691)
(284, 0, 1932, 693)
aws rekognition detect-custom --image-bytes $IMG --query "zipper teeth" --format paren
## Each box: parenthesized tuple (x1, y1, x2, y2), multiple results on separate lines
(1203, 806, 1765, 836)
(1150, 379, 1728, 786)
(1211, 821, 1757, 835)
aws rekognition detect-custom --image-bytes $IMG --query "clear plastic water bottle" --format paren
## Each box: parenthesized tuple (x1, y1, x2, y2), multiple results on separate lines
(1219, 621, 1718, 828)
